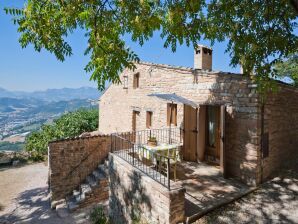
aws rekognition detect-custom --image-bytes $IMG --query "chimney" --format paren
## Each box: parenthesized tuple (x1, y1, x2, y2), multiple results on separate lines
(194, 44, 212, 70)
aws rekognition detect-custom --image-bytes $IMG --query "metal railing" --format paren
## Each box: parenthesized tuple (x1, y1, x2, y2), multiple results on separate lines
(111, 128, 183, 189)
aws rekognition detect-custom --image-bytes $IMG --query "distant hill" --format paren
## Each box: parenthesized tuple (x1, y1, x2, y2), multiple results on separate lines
(0, 97, 98, 142)
(0, 87, 101, 102)
(0, 87, 14, 98)
(0, 86, 101, 145)
(0, 97, 97, 114)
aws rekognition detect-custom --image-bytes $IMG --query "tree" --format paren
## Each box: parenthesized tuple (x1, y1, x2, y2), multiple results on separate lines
(275, 53, 298, 87)
(25, 108, 98, 160)
(5, 0, 298, 92)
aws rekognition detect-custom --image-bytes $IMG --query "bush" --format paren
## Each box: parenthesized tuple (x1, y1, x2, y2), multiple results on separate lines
(25, 108, 99, 160)
(90, 206, 109, 224)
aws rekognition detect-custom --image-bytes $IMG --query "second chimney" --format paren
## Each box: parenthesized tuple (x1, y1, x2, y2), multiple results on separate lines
(194, 44, 212, 71)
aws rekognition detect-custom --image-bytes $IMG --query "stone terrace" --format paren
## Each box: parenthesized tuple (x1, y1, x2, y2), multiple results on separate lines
(110, 150, 252, 223)
(175, 162, 251, 222)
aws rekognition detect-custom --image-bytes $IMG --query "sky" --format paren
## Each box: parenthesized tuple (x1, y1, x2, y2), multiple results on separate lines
(0, 0, 239, 92)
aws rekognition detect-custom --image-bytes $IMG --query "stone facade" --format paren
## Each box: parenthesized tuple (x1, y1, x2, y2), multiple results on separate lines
(99, 62, 298, 186)
(261, 85, 298, 181)
(48, 134, 111, 202)
(99, 62, 261, 185)
(109, 153, 185, 224)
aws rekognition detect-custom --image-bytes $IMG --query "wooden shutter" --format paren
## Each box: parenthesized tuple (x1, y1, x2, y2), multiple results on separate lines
(146, 111, 152, 128)
(220, 105, 226, 177)
(133, 74, 136, 88)
(197, 105, 206, 162)
(132, 111, 139, 132)
(167, 104, 171, 126)
(133, 73, 139, 89)
(136, 73, 139, 88)
(167, 103, 177, 126)
(172, 104, 177, 126)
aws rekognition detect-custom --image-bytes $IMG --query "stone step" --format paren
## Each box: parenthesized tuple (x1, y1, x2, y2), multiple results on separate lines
(98, 163, 108, 175)
(67, 196, 79, 211)
(80, 183, 92, 195)
(86, 174, 98, 187)
(104, 160, 109, 168)
(73, 189, 80, 197)
(93, 168, 106, 180)
(65, 160, 110, 212)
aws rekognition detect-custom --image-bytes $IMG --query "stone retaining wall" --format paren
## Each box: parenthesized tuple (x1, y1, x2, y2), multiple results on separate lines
(109, 153, 185, 224)
(48, 134, 111, 202)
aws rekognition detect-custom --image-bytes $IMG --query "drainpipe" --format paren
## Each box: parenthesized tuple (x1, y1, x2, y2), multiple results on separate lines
(169, 100, 173, 144)
(260, 102, 265, 184)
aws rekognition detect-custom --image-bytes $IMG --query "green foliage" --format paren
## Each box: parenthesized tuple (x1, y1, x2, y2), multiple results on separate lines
(0, 142, 24, 152)
(4, 1, 298, 92)
(275, 53, 298, 87)
(25, 108, 98, 160)
(90, 206, 109, 224)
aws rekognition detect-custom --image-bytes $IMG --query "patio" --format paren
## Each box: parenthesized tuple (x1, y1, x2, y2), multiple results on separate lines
(111, 128, 252, 222)
(174, 161, 251, 222)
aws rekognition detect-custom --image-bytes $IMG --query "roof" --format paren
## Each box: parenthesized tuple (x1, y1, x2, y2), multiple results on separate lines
(138, 61, 243, 76)
(148, 93, 199, 108)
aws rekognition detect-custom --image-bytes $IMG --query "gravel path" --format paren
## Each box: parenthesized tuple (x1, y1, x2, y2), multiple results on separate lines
(0, 163, 89, 224)
(195, 168, 298, 224)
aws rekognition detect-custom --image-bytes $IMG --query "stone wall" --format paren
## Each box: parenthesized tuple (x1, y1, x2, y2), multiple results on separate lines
(109, 153, 185, 224)
(48, 134, 111, 202)
(99, 62, 261, 185)
(261, 84, 298, 181)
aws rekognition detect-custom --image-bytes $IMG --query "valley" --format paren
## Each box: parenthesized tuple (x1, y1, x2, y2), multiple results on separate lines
(0, 87, 100, 151)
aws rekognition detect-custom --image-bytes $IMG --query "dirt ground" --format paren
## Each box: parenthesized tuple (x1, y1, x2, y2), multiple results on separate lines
(0, 163, 89, 224)
(0, 162, 297, 224)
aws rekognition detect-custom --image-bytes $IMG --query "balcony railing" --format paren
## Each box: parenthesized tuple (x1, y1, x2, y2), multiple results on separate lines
(111, 128, 183, 189)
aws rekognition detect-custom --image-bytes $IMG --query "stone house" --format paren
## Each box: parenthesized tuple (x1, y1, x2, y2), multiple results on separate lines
(49, 45, 298, 223)
(99, 45, 298, 186)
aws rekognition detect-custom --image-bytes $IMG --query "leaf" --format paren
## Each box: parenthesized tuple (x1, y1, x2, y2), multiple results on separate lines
(4, 0, 298, 93)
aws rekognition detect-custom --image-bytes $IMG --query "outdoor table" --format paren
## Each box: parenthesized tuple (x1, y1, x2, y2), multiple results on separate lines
(138, 143, 182, 162)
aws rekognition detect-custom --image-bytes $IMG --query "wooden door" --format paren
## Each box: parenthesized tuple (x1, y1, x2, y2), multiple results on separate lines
(205, 106, 220, 163)
(132, 111, 139, 142)
(132, 111, 137, 132)
(183, 105, 198, 161)
(197, 105, 206, 162)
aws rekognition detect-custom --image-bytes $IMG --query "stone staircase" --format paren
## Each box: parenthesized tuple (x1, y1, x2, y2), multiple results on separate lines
(66, 160, 109, 212)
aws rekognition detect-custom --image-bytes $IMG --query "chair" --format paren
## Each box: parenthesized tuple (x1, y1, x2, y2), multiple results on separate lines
(155, 147, 179, 181)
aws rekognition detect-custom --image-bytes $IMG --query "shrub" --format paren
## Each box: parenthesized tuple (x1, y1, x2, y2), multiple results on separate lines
(25, 108, 98, 160)
(90, 206, 109, 224)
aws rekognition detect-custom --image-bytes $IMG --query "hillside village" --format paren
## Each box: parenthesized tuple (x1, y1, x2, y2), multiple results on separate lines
(0, 88, 99, 150)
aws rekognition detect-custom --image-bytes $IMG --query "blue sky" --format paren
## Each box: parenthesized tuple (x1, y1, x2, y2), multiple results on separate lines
(0, 0, 239, 91)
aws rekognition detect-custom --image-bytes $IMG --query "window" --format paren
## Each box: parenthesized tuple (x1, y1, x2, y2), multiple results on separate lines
(123, 76, 128, 89)
(132, 110, 140, 132)
(146, 111, 153, 129)
(133, 73, 140, 89)
(167, 103, 177, 126)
